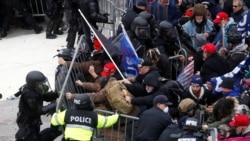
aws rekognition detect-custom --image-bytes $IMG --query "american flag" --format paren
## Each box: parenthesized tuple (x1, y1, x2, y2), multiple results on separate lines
(177, 60, 194, 89)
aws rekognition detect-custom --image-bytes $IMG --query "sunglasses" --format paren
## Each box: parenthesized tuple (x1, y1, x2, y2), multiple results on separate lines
(232, 5, 239, 8)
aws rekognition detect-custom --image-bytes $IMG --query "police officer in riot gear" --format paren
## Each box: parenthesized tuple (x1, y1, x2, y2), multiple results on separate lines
(115, 0, 147, 36)
(65, 0, 109, 49)
(139, 11, 158, 39)
(153, 20, 180, 56)
(50, 94, 119, 141)
(15, 71, 58, 141)
(127, 16, 152, 58)
(13, 0, 43, 34)
(45, 0, 64, 39)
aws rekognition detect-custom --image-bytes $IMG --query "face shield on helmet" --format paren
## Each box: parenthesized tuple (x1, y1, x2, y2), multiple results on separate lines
(159, 21, 177, 41)
(161, 28, 177, 40)
(131, 16, 150, 39)
(135, 26, 150, 39)
(26, 70, 51, 94)
(36, 80, 51, 94)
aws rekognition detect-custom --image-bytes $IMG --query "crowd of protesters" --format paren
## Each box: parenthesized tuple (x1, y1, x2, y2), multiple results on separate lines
(8, 0, 250, 140)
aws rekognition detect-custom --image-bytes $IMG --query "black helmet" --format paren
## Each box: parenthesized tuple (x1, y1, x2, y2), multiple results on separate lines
(139, 11, 154, 22)
(159, 21, 177, 41)
(159, 20, 173, 31)
(74, 94, 94, 110)
(183, 117, 199, 131)
(26, 71, 46, 88)
(227, 25, 242, 45)
(131, 16, 150, 39)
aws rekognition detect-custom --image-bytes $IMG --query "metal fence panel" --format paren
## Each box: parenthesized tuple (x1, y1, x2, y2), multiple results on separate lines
(93, 109, 139, 141)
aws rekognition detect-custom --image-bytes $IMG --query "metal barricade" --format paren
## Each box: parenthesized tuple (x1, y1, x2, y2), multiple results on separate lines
(97, 0, 126, 37)
(93, 109, 139, 141)
(28, 0, 47, 16)
(168, 51, 188, 80)
(14, 0, 47, 17)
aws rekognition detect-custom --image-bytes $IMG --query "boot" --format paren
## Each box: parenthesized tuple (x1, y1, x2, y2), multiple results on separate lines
(53, 15, 64, 35)
(46, 33, 57, 39)
(46, 21, 56, 39)
(1, 29, 7, 38)
(54, 30, 63, 35)
(34, 26, 43, 34)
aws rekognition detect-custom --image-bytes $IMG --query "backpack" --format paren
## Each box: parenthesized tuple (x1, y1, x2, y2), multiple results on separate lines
(105, 78, 140, 115)
(159, 79, 184, 107)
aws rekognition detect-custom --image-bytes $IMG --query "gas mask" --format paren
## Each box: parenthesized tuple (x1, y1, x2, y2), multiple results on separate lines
(36, 83, 50, 94)
(161, 28, 177, 42)
(135, 26, 150, 39)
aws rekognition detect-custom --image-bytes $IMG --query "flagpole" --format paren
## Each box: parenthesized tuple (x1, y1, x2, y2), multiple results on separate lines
(78, 9, 125, 80)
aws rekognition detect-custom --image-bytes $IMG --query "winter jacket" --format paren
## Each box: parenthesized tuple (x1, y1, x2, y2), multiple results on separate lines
(135, 107, 173, 141)
(149, 0, 181, 25)
(125, 67, 161, 97)
(200, 53, 230, 83)
(182, 85, 217, 106)
(182, 19, 214, 51)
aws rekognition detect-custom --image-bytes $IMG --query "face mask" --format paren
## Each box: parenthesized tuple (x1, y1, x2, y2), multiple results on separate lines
(37, 84, 49, 94)
(146, 87, 153, 93)
(195, 19, 203, 24)
(163, 107, 169, 113)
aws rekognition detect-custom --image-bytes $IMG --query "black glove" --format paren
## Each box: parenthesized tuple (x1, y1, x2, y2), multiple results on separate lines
(103, 13, 110, 17)
(42, 102, 57, 115)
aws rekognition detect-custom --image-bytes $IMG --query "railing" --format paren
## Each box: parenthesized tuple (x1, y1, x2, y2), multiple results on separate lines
(93, 109, 139, 141)
(92, 109, 218, 141)
(28, 0, 47, 16)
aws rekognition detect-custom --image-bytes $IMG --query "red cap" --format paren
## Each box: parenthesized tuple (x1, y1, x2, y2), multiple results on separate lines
(100, 62, 117, 77)
(185, 9, 193, 17)
(229, 114, 250, 127)
(201, 43, 216, 54)
(213, 12, 229, 24)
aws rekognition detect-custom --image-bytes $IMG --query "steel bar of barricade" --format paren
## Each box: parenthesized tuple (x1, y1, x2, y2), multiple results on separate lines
(207, 127, 218, 141)
(97, 0, 126, 37)
(168, 54, 186, 80)
(56, 35, 85, 111)
(94, 109, 139, 141)
(28, 0, 47, 16)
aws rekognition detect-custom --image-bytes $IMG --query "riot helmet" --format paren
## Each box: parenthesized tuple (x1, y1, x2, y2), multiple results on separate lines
(26, 71, 46, 88)
(183, 117, 199, 131)
(158, 21, 177, 41)
(74, 94, 94, 110)
(131, 16, 150, 39)
(139, 11, 154, 23)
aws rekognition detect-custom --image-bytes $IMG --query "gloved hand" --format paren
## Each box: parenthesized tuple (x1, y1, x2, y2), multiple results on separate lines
(103, 13, 110, 17)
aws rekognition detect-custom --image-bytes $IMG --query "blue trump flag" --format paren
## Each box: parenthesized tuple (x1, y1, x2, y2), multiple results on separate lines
(119, 30, 141, 77)
(210, 55, 250, 95)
